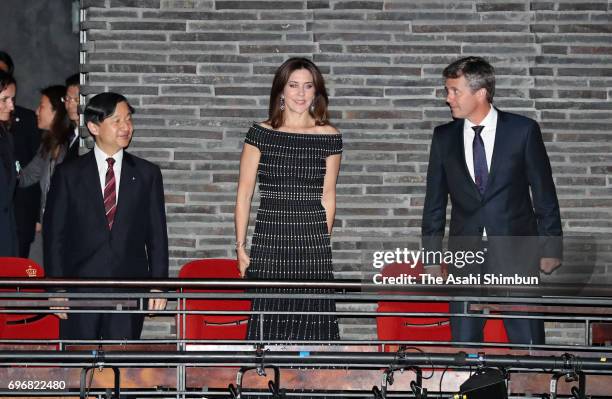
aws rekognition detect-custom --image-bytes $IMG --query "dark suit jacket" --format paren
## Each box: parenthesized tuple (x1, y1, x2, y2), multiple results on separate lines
(0, 128, 18, 256)
(64, 126, 80, 163)
(43, 150, 168, 282)
(421, 109, 562, 275)
(11, 106, 41, 243)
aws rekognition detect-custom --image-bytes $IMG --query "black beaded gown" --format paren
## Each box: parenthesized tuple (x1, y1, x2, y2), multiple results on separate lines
(245, 123, 342, 342)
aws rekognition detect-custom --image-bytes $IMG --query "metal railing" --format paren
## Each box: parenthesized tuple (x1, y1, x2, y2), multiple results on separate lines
(0, 278, 611, 398)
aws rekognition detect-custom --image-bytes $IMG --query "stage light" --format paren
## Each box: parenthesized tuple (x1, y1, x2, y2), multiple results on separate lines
(458, 368, 508, 399)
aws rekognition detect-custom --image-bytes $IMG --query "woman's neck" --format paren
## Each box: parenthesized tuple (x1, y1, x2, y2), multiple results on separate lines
(281, 112, 316, 130)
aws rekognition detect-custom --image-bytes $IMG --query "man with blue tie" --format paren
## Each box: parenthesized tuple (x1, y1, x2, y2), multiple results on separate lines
(44, 92, 168, 340)
(421, 56, 563, 345)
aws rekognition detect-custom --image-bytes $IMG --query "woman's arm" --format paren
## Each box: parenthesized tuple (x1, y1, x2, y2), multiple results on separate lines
(18, 147, 45, 188)
(234, 143, 261, 277)
(322, 153, 341, 234)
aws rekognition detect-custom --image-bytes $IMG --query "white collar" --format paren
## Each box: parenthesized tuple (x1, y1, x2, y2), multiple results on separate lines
(465, 105, 497, 130)
(93, 144, 124, 166)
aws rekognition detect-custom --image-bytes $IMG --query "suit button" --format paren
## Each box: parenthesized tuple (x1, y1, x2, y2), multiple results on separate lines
(2, 207, 7, 213)
(478, 227, 484, 234)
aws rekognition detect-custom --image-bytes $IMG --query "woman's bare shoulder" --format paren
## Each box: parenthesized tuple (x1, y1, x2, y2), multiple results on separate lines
(316, 124, 340, 135)
(256, 121, 273, 130)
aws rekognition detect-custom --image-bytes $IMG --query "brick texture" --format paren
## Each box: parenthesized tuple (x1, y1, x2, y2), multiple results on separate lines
(82, 0, 612, 342)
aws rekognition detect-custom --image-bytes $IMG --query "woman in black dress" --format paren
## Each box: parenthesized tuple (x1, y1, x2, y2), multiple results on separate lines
(234, 58, 342, 341)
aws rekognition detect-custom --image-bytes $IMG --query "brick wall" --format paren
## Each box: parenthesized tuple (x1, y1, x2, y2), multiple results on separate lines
(81, 0, 612, 341)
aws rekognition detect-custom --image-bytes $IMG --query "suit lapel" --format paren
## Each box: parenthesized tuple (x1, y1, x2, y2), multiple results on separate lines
(6, 132, 17, 196)
(483, 109, 507, 198)
(111, 152, 138, 234)
(454, 120, 482, 200)
(81, 151, 109, 232)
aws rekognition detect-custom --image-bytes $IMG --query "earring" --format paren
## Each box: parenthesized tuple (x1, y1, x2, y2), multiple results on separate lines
(309, 103, 315, 113)
(279, 96, 285, 111)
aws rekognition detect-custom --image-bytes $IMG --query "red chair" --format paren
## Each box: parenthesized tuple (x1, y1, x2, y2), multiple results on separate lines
(376, 262, 451, 344)
(177, 259, 251, 340)
(483, 319, 509, 343)
(376, 262, 509, 345)
(0, 257, 59, 340)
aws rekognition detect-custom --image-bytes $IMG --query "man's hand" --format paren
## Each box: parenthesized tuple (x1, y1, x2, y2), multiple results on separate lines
(49, 297, 68, 319)
(147, 289, 167, 312)
(540, 257, 561, 274)
(35, 222, 42, 233)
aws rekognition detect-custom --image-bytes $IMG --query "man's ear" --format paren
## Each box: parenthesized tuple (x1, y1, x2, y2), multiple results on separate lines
(87, 121, 98, 137)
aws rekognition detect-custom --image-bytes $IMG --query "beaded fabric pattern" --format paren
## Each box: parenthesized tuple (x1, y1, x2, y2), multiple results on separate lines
(245, 123, 342, 342)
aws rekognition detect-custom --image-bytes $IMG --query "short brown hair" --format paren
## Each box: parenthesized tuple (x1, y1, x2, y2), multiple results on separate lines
(443, 56, 495, 103)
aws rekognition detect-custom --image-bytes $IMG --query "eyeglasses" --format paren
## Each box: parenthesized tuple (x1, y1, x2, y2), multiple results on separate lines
(62, 96, 80, 104)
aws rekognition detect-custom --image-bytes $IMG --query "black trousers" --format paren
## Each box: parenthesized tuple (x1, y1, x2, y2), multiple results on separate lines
(60, 312, 145, 341)
(59, 288, 145, 340)
(17, 238, 31, 259)
(449, 240, 545, 345)
(449, 301, 544, 345)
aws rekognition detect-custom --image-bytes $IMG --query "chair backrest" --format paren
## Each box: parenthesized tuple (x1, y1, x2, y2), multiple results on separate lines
(177, 258, 251, 340)
(376, 261, 451, 342)
(0, 257, 45, 278)
(0, 257, 59, 341)
(375, 261, 509, 344)
(483, 319, 509, 343)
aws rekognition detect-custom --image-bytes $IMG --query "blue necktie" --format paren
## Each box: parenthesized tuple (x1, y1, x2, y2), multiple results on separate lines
(472, 125, 488, 195)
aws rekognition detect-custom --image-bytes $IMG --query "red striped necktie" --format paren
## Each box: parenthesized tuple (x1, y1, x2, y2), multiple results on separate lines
(103, 157, 117, 229)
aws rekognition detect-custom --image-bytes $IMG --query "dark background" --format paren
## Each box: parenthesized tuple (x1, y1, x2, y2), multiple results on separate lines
(80, 0, 612, 342)
(0, 0, 79, 109)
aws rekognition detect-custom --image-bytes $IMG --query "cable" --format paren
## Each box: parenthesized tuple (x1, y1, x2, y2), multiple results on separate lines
(84, 357, 95, 399)
(397, 346, 435, 380)
(438, 365, 448, 398)
(85, 344, 104, 399)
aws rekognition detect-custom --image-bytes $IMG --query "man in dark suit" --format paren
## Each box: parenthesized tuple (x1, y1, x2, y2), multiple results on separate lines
(0, 51, 41, 258)
(11, 105, 41, 258)
(63, 73, 80, 162)
(0, 72, 18, 257)
(421, 56, 562, 345)
(44, 92, 168, 340)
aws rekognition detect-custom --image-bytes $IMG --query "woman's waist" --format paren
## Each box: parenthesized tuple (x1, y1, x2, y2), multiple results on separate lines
(258, 197, 323, 207)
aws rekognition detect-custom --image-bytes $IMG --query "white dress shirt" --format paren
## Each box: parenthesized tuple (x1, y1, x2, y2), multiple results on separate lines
(94, 144, 123, 203)
(463, 106, 497, 237)
(463, 106, 498, 182)
(69, 126, 79, 148)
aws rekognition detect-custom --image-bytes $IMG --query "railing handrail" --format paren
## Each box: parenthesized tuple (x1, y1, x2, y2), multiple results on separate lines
(0, 277, 611, 297)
